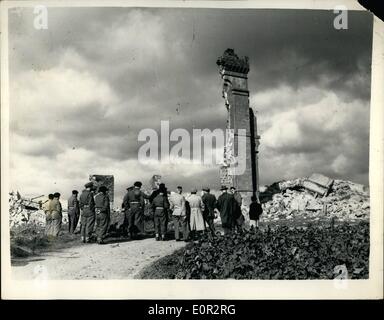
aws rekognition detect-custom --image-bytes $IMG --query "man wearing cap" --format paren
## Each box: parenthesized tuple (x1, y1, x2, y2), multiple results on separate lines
(169, 186, 188, 241)
(67, 190, 80, 234)
(50, 192, 63, 238)
(79, 182, 96, 243)
(186, 188, 205, 240)
(151, 184, 170, 241)
(122, 181, 146, 240)
(202, 187, 217, 238)
(94, 186, 110, 244)
(230, 187, 244, 232)
(215, 186, 235, 235)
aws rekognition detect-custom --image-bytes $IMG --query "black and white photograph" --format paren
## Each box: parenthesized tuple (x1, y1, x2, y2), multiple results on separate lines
(1, 0, 383, 300)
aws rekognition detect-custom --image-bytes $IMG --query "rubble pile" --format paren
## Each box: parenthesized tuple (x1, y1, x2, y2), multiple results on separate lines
(9, 191, 46, 227)
(9, 191, 69, 228)
(260, 174, 369, 222)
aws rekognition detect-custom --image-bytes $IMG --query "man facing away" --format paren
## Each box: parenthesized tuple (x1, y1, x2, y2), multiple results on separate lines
(151, 184, 170, 241)
(94, 186, 110, 244)
(43, 194, 54, 236)
(67, 190, 80, 234)
(122, 181, 146, 240)
(249, 195, 263, 229)
(49, 192, 63, 238)
(79, 182, 96, 243)
(215, 186, 235, 235)
(169, 186, 189, 242)
(186, 188, 205, 240)
(201, 187, 217, 238)
(230, 186, 244, 232)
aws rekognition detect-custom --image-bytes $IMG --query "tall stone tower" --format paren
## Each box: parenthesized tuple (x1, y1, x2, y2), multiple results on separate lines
(217, 49, 260, 198)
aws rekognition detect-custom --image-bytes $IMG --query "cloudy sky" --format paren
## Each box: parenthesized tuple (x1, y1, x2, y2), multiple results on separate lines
(8, 7, 373, 203)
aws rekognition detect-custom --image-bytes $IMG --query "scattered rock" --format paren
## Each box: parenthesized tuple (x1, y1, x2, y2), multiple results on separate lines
(260, 176, 369, 222)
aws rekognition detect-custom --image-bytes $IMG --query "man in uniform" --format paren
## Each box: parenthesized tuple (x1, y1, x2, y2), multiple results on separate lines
(79, 182, 96, 243)
(122, 181, 146, 239)
(67, 190, 80, 234)
(50, 192, 63, 238)
(43, 194, 54, 236)
(215, 186, 235, 235)
(94, 186, 110, 244)
(201, 187, 217, 238)
(151, 184, 170, 241)
(169, 186, 188, 241)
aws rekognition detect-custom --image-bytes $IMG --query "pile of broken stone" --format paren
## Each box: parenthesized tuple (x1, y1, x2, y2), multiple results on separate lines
(260, 173, 370, 222)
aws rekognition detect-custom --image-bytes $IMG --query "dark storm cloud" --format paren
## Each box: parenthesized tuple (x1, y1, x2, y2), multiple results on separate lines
(8, 7, 373, 194)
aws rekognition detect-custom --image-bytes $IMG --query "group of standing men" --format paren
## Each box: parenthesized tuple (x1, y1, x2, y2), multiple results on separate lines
(121, 182, 218, 242)
(42, 180, 263, 244)
(120, 181, 252, 242)
(42, 182, 111, 244)
(42, 192, 63, 239)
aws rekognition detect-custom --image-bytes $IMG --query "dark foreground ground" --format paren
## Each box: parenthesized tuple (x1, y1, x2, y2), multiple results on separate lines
(10, 217, 369, 280)
(137, 219, 369, 280)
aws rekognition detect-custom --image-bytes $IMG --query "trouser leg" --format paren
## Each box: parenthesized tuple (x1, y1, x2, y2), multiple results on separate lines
(87, 214, 95, 239)
(134, 209, 144, 234)
(82, 214, 95, 241)
(181, 216, 190, 240)
(96, 212, 109, 241)
(51, 218, 62, 237)
(73, 213, 79, 232)
(160, 214, 167, 237)
(154, 215, 160, 236)
(81, 214, 86, 240)
(68, 214, 75, 233)
(173, 216, 180, 240)
(206, 218, 215, 235)
(128, 209, 135, 236)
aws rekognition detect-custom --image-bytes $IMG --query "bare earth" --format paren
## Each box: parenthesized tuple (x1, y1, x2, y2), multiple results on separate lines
(12, 238, 186, 280)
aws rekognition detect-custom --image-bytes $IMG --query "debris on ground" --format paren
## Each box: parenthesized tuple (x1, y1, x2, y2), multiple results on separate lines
(260, 174, 369, 222)
(9, 191, 46, 227)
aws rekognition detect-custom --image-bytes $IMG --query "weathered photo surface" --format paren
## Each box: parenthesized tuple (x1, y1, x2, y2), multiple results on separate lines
(1, 0, 382, 299)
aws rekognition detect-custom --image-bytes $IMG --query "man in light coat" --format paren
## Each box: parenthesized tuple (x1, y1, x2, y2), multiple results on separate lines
(169, 186, 189, 241)
(50, 192, 62, 238)
(43, 194, 54, 236)
(186, 188, 205, 240)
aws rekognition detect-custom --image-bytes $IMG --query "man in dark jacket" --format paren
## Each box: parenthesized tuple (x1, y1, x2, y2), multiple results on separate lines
(79, 182, 96, 243)
(201, 187, 217, 237)
(151, 184, 170, 241)
(215, 186, 235, 235)
(67, 190, 80, 234)
(249, 195, 263, 228)
(230, 186, 244, 232)
(94, 186, 110, 244)
(122, 181, 146, 239)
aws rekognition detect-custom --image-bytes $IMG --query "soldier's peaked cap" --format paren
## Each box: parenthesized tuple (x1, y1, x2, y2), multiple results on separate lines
(99, 186, 108, 192)
(134, 181, 142, 188)
(220, 185, 228, 190)
(84, 182, 93, 188)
